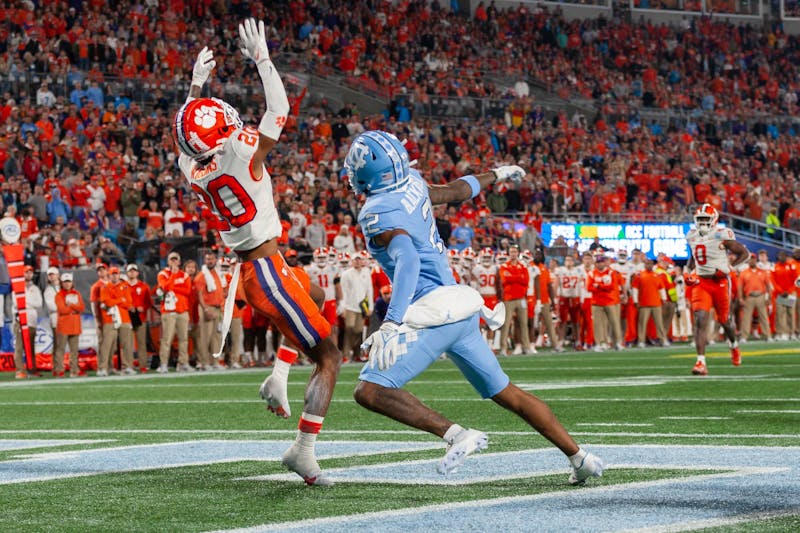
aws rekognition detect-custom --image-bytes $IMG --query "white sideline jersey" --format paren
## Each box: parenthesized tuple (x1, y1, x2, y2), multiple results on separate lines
(555, 266, 583, 298)
(686, 226, 736, 276)
(305, 263, 338, 301)
(527, 264, 541, 297)
(178, 126, 281, 251)
(472, 264, 498, 296)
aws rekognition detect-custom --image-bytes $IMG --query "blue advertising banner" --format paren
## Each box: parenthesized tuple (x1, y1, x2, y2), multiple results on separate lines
(540, 222, 695, 259)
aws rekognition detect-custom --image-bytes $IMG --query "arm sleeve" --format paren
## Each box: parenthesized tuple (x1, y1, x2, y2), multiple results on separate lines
(384, 233, 420, 324)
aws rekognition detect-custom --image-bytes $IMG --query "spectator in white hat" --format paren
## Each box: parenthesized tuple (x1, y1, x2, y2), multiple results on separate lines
(43, 266, 60, 332)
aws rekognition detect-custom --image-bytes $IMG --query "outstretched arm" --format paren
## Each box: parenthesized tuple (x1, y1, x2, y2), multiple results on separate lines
(427, 166, 526, 206)
(239, 18, 290, 179)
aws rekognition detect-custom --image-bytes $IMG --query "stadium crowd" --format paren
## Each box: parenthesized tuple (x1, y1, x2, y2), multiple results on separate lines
(8, 0, 798, 114)
(1, 1, 800, 378)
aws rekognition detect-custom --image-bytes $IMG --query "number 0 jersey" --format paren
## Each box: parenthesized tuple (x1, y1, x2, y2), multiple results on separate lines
(687, 226, 735, 276)
(178, 126, 281, 251)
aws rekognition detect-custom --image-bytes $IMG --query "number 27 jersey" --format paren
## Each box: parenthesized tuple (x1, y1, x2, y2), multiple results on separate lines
(686, 226, 735, 276)
(178, 126, 281, 251)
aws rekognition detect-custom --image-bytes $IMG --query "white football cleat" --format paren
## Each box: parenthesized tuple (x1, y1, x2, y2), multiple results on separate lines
(259, 374, 291, 418)
(569, 452, 604, 485)
(438, 428, 488, 475)
(281, 445, 333, 486)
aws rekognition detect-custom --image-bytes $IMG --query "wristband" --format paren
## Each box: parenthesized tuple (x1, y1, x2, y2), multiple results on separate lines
(259, 111, 286, 141)
(458, 175, 480, 199)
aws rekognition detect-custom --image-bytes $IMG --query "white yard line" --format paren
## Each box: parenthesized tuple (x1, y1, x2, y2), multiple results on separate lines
(576, 423, 655, 427)
(659, 416, 733, 420)
(735, 409, 800, 414)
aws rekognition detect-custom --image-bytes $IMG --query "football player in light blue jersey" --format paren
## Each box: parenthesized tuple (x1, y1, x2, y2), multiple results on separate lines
(344, 130, 604, 484)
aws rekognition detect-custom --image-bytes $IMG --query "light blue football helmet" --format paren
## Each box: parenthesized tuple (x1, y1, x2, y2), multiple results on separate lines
(343, 130, 410, 196)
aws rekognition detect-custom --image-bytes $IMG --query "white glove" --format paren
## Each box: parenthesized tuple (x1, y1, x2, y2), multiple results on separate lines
(534, 301, 542, 317)
(239, 18, 270, 65)
(361, 321, 403, 371)
(492, 165, 525, 184)
(191, 46, 216, 87)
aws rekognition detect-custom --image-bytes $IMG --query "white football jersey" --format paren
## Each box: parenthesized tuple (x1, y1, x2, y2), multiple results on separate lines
(458, 264, 474, 287)
(471, 264, 498, 296)
(687, 226, 736, 276)
(610, 262, 633, 288)
(581, 266, 593, 300)
(527, 264, 541, 297)
(179, 126, 281, 251)
(305, 263, 338, 301)
(555, 266, 583, 298)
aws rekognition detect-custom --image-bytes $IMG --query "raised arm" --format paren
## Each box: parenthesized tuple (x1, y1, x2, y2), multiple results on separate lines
(186, 46, 216, 102)
(427, 166, 526, 206)
(239, 18, 290, 178)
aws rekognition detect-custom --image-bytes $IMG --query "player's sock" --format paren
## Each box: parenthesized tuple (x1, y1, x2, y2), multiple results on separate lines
(282, 412, 332, 486)
(727, 339, 738, 348)
(296, 412, 324, 448)
(272, 345, 298, 379)
(442, 423, 465, 444)
(696, 355, 706, 364)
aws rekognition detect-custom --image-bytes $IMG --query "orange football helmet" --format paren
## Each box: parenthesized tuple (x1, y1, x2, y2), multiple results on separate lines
(173, 97, 243, 161)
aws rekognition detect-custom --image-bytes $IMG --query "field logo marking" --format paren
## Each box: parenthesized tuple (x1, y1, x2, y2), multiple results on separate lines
(232, 444, 800, 533)
(0, 440, 441, 485)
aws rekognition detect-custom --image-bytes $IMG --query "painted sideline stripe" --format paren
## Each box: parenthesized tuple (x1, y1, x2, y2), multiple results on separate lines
(616, 508, 800, 533)
(0, 429, 798, 439)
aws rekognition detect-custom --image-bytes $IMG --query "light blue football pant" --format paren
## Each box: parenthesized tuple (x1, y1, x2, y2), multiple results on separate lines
(359, 314, 510, 398)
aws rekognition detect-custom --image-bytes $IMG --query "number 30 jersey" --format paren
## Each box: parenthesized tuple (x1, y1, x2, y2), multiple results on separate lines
(178, 126, 281, 251)
(686, 226, 735, 276)
(358, 169, 454, 303)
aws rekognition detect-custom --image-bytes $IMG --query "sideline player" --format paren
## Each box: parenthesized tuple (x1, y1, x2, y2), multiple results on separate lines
(344, 130, 603, 484)
(472, 247, 499, 344)
(685, 204, 749, 375)
(173, 19, 342, 485)
(555, 254, 582, 349)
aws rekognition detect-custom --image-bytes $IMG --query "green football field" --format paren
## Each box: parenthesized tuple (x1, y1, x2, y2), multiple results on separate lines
(1, 341, 799, 532)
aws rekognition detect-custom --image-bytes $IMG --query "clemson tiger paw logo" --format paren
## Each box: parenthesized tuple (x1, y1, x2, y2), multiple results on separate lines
(194, 105, 221, 128)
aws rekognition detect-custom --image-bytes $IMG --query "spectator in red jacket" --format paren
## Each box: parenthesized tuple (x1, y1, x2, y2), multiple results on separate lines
(498, 246, 532, 356)
(156, 251, 194, 373)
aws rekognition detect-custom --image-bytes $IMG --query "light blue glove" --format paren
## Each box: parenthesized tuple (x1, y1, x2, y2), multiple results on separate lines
(362, 321, 403, 371)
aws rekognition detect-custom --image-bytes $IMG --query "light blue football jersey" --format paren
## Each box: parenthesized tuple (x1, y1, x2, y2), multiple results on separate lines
(358, 169, 455, 303)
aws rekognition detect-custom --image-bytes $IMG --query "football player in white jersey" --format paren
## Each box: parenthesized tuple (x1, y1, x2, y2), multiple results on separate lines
(472, 248, 499, 343)
(459, 248, 477, 287)
(555, 255, 583, 348)
(174, 19, 343, 485)
(685, 204, 749, 375)
(305, 247, 340, 333)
